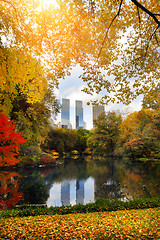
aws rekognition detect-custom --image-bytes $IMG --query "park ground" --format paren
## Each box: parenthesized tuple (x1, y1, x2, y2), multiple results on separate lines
(0, 207, 160, 239)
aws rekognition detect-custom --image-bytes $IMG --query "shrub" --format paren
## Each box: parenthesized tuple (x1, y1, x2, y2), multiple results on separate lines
(40, 155, 56, 164)
(20, 145, 42, 157)
(1, 197, 159, 218)
(0, 113, 26, 167)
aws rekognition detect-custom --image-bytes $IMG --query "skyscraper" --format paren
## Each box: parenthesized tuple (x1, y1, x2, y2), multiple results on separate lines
(76, 100, 83, 129)
(61, 98, 70, 128)
(92, 105, 105, 126)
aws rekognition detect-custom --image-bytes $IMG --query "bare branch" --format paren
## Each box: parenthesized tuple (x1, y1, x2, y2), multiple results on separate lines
(136, 5, 143, 57)
(97, 0, 123, 59)
(137, 6, 141, 36)
(131, 0, 160, 27)
(154, 33, 160, 46)
(132, 25, 159, 64)
(144, 25, 160, 57)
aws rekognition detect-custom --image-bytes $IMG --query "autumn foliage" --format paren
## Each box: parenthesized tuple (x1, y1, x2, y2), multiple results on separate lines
(119, 109, 160, 159)
(0, 113, 26, 167)
(0, 172, 23, 209)
(1, 208, 160, 239)
(40, 155, 56, 165)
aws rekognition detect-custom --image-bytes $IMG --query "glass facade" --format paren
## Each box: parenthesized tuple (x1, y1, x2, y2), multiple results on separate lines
(76, 100, 83, 129)
(61, 98, 70, 128)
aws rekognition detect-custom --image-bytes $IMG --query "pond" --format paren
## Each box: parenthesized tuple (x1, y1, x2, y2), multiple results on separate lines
(0, 158, 160, 209)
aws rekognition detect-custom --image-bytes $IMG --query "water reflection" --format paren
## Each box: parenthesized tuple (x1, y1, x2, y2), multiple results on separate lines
(47, 177, 95, 207)
(0, 159, 159, 209)
(0, 172, 23, 209)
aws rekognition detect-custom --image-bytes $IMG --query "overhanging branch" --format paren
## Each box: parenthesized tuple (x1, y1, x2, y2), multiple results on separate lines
(97, 0, 124, 59)
(0, 0, 17, 13)
(131, 0, 160, 27)
(144, 25, 160, 57)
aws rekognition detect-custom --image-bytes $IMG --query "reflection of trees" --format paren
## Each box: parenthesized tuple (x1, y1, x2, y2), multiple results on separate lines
(18, 172, 49, 205)
(120, 170, 145, 199)
(1, 159, 159, 208)
(17, 160, 90, 206)
(0, 172, 23, 209)
(53, 159, 90, 182)
(119, 162, 160, 199)
(96, 180, 122, 200)
(87, 160, 160, 201)
(17, 161, 89, 206)
(88, 160, 123, 200)
(53, 159, 160, 201)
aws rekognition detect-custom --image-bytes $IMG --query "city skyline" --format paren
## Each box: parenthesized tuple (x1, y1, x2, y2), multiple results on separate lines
(60, 98, 106, 129)
(55, 65, 142, 130)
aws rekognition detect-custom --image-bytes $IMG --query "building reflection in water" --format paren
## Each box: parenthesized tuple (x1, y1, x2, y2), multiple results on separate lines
(47, 177, 95, 207)
(61, 180, 70, 206)
(76, 180, 84, 205)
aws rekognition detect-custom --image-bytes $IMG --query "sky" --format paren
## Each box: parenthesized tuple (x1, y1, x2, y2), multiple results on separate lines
(54, 64, 143, 130)
(40, 0, 143, 130)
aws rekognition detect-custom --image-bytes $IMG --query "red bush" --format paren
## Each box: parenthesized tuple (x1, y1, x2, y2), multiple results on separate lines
(40, 155, 56, 164)
(0, 113, 26, 167)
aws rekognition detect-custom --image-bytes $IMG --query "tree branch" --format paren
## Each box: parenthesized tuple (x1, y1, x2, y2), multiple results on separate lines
(154, 33, 160, 46)
(144, 25, 160, 57)
(1, 0, 20, 28)
(136, 5, 143, 57)
(131, 0, 160, 27)
(97, 0, 124, 59)
(0, 0, 17, 13)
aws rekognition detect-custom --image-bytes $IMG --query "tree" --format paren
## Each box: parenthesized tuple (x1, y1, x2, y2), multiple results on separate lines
(0, 45, 47, 114)
(9, 89, 60, 147)
(75, 128, 92, 153)
(63, 128, 78, 153)
(44, 127, 78, 156)
(0, 113, 26, 167)
(87, 111, 122, 156)
(142, 83, 160, 110)
(1, 0, 159, 106)
(119, 109, 160, 159)
(80, 0, 160, 105)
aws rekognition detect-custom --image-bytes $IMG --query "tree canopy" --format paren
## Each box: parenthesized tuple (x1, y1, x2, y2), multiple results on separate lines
(0, 0, 159, 108)
(119, 108, 160, 159)
(0, 46, 47, 113)
(0, 113, 26, 166)
(87, 111, 122, 155)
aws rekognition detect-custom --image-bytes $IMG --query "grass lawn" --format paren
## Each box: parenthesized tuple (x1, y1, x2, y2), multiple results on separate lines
(0, 207, 160, 239)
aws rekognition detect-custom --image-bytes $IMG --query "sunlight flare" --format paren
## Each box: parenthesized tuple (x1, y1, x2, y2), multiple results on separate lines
(41, 0, 59, 9)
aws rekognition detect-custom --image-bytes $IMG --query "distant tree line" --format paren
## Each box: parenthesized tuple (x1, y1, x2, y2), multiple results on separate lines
(1, 91, 159, 167)
(42, 93, 160, 161)
(42, 128, 92, 157)
(87, 102, 160, 161)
